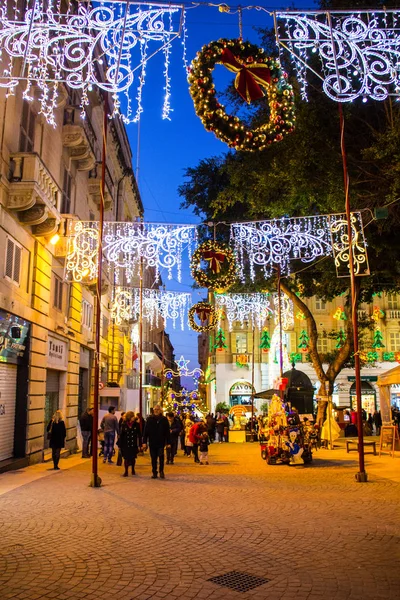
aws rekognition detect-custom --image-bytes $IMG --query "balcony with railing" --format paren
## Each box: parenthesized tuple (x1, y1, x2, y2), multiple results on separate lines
(232, 353, 252, 368)
(8, 152, 61, 236)
(387, 309, 400, 320)
(63, 106, 96, 171)
(144, 373, 162, 388)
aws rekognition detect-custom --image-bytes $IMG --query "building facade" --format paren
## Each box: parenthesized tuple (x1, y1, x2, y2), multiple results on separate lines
(202, 294, 400, 415)
(0, 80, 171, 468)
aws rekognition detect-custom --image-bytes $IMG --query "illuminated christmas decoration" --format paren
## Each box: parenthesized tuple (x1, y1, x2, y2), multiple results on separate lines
(190, 241, 237, 291)
(214, 328, 227, 351)
(273, 294, 294, 331)
(372, 328, 385, 349)
(335, 329, 346, 349)
(296, 311, 306, 321)
(298, 330, 309, 353)
(189, 38, 295, 151)
(110, 287, 191, 329)
(259, 328, 271, 352)
(215, 293, 272, 330)
(164, 355, 204, 381)
(333, 307, 347, 321)
(66, 221, 197, 283)
(0, 1, 186, 124)
(231, 212, 368, 279)
(188, 301, 217, 332)
(372, 306, 385, 323)
(276, 11, 400, 103)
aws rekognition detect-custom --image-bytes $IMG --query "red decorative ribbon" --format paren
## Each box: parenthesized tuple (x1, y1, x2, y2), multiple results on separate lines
(196, 306, 211, 322)
(221, 47, 271, 104)
(203, 250, 226, 274)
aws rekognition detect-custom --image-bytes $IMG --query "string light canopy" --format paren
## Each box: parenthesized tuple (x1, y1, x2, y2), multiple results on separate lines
(110, 287, 191, 329)
(230, 211, 368, 280)
(65, 220, 197, 284)
(273, 293, 294, 331)
(276, 10, 400, 103)
(0, 0, 186, 124)
(215, 292, 273, 330)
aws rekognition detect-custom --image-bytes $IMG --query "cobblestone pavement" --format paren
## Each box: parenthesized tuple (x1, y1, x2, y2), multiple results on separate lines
(1, 442, 400, 600)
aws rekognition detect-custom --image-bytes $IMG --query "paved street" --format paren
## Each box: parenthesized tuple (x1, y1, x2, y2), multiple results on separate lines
(1, 442, 400, 600)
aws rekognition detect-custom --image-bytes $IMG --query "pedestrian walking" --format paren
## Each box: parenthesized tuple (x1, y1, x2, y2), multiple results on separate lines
(142, 405, 171, 479)
(373, 410, 382, 436)
(206, 413, 216, 442)
(179, 414, 186, 452)
(199, 431, 210, 465)
(46, 410, 66, 470)
(79, 406, 93, 458)
(216, 413, 225, 443)
(189, 420, 206, 463)
(166, 411, 182, 464)
(100, 406, 119, 464)
(184, 415, 194, 456)
(118, 411, 141, 477)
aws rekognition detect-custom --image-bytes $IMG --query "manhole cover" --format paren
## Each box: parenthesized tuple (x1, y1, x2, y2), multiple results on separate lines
(208, 570, 270, 593)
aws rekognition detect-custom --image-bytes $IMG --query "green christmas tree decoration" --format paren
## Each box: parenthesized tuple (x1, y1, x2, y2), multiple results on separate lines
(298, 329, 310, 352)
(214, 327, 227, 351)
(259, 328, 271, 352)
(336, 328, 346, 349)
(372, 328, 385, 349)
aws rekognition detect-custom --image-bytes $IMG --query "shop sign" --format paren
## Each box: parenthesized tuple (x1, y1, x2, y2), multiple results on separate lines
(230, 381, 254, 395)
(347, 376, 378, 382)
(47, 335, 68, 370)
(0, 310, 30, 365)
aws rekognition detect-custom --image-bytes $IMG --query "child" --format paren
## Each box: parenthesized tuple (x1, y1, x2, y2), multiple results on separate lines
(199, 431, 210, 465)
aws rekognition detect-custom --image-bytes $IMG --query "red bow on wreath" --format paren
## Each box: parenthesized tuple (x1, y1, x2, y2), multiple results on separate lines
(202, 250, 226, 274)
(221, 47, 271, 104)
(196, 305, 211, 322)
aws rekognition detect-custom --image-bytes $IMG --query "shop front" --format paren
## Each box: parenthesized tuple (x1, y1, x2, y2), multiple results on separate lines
(349, 377, 377, 414)
(0, 310, 30, 464)
(44, 335, 68, 449)
(229, 381, 255, 406)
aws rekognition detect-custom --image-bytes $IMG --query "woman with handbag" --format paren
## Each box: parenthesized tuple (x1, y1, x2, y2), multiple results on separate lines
(46, 410, 66, 470)
(118, 411, 141, 476)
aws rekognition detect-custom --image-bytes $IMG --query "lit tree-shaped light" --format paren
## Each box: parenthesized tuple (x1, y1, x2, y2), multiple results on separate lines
(372, 328, 385, 349)
(259, 328, 271, 353)
(298, 330, 310, 353)
(214, 328, 227, 352)
(335, 328, 346, 349)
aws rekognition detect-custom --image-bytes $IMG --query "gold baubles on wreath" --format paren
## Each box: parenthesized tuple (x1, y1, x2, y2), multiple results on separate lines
(189, 302, 217, 332)
(190, 240, 237, 291)
(188, 38, 296, 151)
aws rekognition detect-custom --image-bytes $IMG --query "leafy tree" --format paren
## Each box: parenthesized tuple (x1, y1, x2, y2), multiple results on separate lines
(215, 401, 230, 414)
(179, 16, 400, 423)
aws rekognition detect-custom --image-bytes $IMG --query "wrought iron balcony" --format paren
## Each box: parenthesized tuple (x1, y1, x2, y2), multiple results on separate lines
(144, 373, 162, 387)
(8, 152, 61, 236)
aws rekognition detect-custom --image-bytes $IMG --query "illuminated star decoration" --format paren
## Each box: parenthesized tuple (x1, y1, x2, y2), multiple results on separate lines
(164, 355, 204, 382)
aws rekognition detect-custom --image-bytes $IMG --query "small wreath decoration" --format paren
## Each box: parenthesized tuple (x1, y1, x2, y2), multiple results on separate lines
(189, 302, 217, 332)
(188, 38, 295, 151)
(191, 240, 237, 291)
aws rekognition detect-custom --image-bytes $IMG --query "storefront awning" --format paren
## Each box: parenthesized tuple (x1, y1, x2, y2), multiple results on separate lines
(377, 364, 400, 386)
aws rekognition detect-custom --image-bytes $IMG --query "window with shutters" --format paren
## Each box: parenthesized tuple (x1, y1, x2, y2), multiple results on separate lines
(315, 299, 326, 311)
(317, 337, 329, 354)
(53, 275, 63, 311)
(82, 300, 93, 330)
(19, 101, 36, 152)
(4, 237, 22, 285)
(389, 332, 400, 352)
(388, 294, 398, 310)
(234, 332, 247, 354)
(61, 168, 72, 214)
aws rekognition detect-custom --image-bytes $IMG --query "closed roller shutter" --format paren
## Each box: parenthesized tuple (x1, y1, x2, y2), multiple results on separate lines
(0, 363, 18, 461)
(46, 369, 60, 393)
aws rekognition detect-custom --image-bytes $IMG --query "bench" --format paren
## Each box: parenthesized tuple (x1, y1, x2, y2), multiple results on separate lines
(346, 439, 376, 455)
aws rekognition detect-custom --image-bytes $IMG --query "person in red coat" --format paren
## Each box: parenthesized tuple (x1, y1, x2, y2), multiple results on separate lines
(188, 421, 206, 464)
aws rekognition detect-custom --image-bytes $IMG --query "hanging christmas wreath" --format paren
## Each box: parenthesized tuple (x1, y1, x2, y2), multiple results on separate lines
(191, 240, 237, 291)
(188, 38, 295, 151)
(189, 301, 217, 332)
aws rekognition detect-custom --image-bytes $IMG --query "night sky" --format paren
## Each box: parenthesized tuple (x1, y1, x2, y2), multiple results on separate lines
(125, 2, 316, 375)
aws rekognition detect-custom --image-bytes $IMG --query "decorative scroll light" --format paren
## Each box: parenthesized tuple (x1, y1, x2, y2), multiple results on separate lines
(164, 355, 203, 381)
(276, 11, 400, 103)
(65, 221, 197, 283)
(230, 212, 368, 279)
(215, 293, 273, 330)
(328, 212, 370, 277)
(111, 287, 191, 329)
(0, 1, 186, 124)
(274, 294, 294, 331)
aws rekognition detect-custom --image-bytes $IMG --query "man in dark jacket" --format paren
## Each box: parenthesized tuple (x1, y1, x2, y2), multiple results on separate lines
(142, 405, 171, 479)
(79, 407, 93, 458)
(166, 412, 182, 464)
